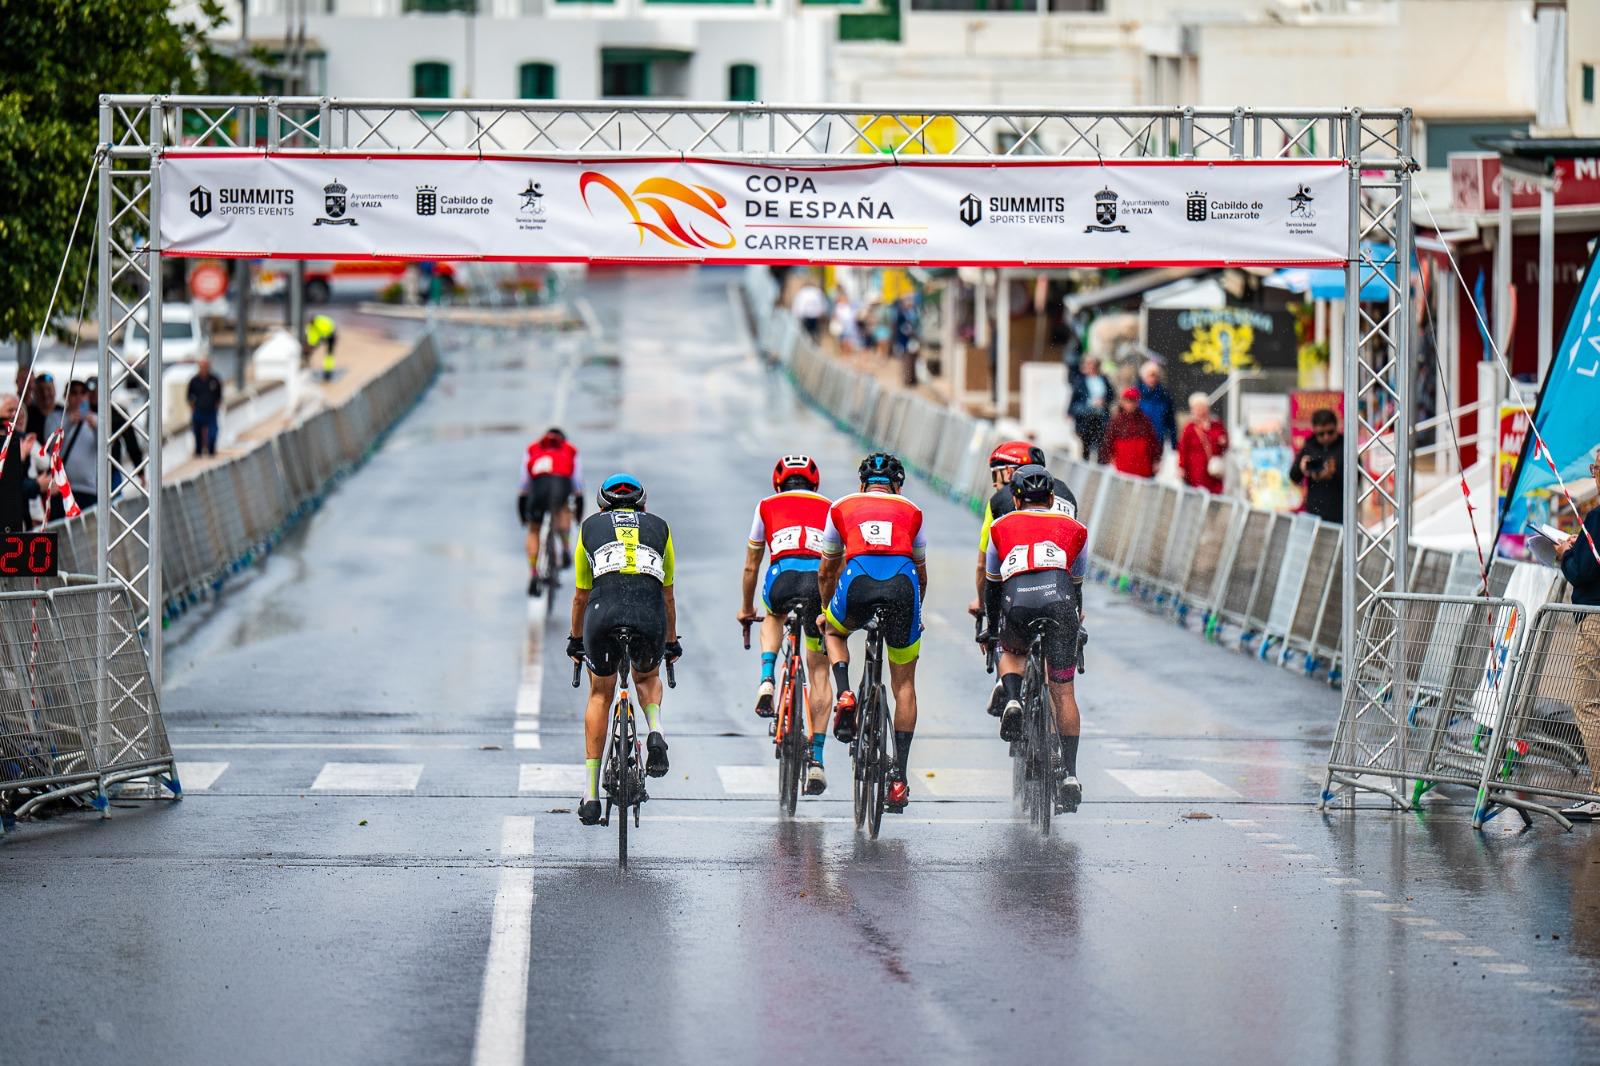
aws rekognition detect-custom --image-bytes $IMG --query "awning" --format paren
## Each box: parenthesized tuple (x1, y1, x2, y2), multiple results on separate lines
(1267, 243, 1400, 302)
(1064, 267, 1207, 316)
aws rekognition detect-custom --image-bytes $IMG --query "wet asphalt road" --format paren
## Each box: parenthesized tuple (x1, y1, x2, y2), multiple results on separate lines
(7, 269, 1600, 1065)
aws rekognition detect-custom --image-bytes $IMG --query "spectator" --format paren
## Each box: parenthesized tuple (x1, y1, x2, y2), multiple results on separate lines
(1290, 408, 1344, 524)
(306, 312, 339, 381)
(52, 379, 98, 518)
(1068, 354, 1114, 464)
(1136, 360, 1179, 454)
(1556, 447, 1600, 821)
(792, 281, 828, 342)
(85, 378, 144, 494)
(0, 394, 46, 531)
(1178, 392, 1229, 494)
(33, 375, 61, 441)
(867, 301, 892, 358)
(1103, 386, 1161, 478)
(892, 294, 920, 386)
(187, 357, 224, 457)
(831, 287, 860, 352)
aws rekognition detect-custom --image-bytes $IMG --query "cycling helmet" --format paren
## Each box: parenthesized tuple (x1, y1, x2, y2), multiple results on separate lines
(1010, 464, 1055, 507)
(598, 472, 646, 511)
(540, 427, 566, 448)
(989, 439, 1046, 469)
(772, 454, 821, 493)
(858, 452, 906, 489)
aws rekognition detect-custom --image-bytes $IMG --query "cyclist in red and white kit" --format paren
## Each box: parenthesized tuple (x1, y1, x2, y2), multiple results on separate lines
(737, 455, 835, 795)
(519, 427, 584, 595)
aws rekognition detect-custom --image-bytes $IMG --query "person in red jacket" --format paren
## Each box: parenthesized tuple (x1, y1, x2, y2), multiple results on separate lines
(1177, 391, 1229, 494)
(1101, 387, 1161, 477)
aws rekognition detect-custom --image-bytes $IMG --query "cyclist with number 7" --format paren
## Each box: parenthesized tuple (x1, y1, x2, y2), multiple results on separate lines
(737, 456, 835, 795)
(817, 453, 926, 814)
(984, 464, 1089, 814)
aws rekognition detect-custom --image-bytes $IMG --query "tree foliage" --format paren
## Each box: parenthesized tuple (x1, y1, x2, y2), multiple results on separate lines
(0, 0, 255, 346)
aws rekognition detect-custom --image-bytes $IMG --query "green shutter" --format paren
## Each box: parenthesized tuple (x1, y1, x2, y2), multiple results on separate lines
(520, 63, 557, 100)
(413, 61, 451, 99)
(728, 64, 758, 102)
(1585, 64, 1596, 105)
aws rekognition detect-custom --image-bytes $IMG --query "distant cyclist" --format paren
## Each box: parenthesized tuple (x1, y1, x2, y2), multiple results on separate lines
(566, 473, 681, 827)
(738, 455, 835, 794)
(970, 440, 1077, 716)
(817, 452, 926, 813)
(519, 427, 584, 595)
(985, 464, 1089, 813)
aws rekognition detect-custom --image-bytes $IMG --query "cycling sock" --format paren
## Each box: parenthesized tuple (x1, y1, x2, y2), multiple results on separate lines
(584, 758, 600, 801)
(644, 703, 663, 733)
(1000, 672, 1022, 704)
(831, 661, 852, 699)
(811, 731, 826, 765)
(893, 730, 914, 776)
(1059, 734, 1080, 776)
(760, 652, 777, 684)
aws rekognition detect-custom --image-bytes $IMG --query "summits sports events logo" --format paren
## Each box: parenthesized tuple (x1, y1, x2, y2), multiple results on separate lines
(189, 184, 293, 219)
(579, 172, 735, 250)
(959, 194, 981, 228)
(959, 193, 1063, 227)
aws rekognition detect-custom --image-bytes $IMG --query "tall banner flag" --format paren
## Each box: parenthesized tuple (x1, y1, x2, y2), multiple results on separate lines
(157, 154, 1349, 269)
(1495, 237, 1600, 557)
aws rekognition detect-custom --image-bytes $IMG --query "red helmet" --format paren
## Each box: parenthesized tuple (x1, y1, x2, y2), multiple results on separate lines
(989, 439, 1045, 469)
(772, 454, 821, 492)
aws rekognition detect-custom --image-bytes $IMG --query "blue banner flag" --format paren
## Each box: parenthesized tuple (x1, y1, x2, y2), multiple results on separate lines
(1495, 239, 1600, 557)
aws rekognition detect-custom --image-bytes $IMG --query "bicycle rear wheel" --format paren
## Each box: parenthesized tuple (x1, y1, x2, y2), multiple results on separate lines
(543, 522, 561, 618)
(616, 701, 632, 869)
(866, 684, 889, 839)
(1029, 692, 1055, 835)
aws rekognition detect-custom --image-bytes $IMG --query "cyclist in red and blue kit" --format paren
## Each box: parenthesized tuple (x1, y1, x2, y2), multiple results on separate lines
(519, 427, 584, 595)
(738, 455, 836, 795)
(817, 452, 927, 813)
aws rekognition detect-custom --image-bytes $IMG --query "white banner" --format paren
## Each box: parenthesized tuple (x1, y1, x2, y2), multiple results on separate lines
(158, 153, 1350, 267)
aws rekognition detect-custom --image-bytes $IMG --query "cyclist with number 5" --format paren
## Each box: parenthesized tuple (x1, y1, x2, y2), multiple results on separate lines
(985, 464, 1089, 813)
(738, 455, 835, 794)
(567, 474, 681, 827)
(817, 453, 926, 813)
(520, 427, 584, 596)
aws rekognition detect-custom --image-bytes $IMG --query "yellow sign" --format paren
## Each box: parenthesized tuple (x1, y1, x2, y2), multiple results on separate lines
(855, 115, 958, 156)
(1182, 320, 1258, 375)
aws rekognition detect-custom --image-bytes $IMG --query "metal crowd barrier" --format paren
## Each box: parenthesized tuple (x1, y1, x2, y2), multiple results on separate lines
(1321, 593, 1525, 811)
(0, 584, 174, 832)
(1475, 603, 1600, 829)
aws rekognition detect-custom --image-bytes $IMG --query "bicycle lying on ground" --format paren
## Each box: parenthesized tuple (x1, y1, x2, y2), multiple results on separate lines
(572, 628, 676, 870)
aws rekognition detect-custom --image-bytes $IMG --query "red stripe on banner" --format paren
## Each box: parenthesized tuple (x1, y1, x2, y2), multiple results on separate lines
(159, 250, 1350, 269)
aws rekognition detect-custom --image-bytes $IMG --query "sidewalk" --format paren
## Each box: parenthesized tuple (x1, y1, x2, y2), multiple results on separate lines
(165, 322, 412, 482)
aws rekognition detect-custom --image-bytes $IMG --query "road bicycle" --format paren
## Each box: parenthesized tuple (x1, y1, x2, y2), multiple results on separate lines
(572, 628, 676, 870)
(744, 603, 812, 817)
(851, 607, 894, 840)
(533, 511, 562, 617)
(1009, 619, 1063, 834)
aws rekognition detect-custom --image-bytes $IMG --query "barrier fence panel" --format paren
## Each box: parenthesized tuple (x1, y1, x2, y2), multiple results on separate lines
(0, 590, 100, 808)
(1283, 521, 1342, 674)
(1178, 496, 1241, 627)
(1242, 512, 1294, 645)
(1322, 593, 1525, 810)
(1155, 488, 1207, 606)
(1131, 484, 1181, 593)
(1476, 604, 1600, 829)
(1214, 507, 1274, 636)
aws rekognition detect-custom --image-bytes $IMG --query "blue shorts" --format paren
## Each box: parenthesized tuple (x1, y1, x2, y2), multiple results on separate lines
(823, 554, 923, 664)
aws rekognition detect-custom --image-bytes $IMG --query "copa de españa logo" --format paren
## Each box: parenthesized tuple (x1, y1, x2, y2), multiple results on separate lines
(578, 172, 736, 251)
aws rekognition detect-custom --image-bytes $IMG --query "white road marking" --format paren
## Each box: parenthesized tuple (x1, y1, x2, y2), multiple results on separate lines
(1422, 930, 1468, 941)
(1371, 903, 1412, 913)
(1452, 946, 1500, 958)
(1221, 818, 1257, 827)
(471, 816, 536, 1066)
(177, 761, 229, 791)
(514, 598, 544, 753)
(1396, 917, 1438, 927)
(920, 768, 1011, 798)
(513, 734, 542, 750)
(717, 765, 778, 795)
(175, 742, 483, 751)
(1104, 769, 1240, 798)
(1324, 877, 1361, 885)
(310, 763, 424, 792)
(519, 763, 586, 794)
(1484, 963, 1531, 975)
(1261, 842, 1298, 850)
(1343, 889, 1386, 898)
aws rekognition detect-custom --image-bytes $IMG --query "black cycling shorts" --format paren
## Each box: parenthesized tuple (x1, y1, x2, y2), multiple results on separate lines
(763, 565, 823, 643)
(583, 575, 666, 677)
(998, 570, 1081, 679)
(525, 475, 573, 525)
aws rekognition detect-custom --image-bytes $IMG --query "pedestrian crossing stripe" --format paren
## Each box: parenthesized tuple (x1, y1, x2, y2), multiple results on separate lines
(310, 762, 425, 792)
(178, 761, 229, 791)
(1103, 769, 1239, 799)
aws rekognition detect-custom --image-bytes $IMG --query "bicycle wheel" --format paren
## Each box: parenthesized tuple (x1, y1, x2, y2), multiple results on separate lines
(616, 701, 632, 869)
(780, 670, 803, 818)
(866, 684, 889, 839)
(1030, 687, 1055, 836)
(542, 522, 561, 618)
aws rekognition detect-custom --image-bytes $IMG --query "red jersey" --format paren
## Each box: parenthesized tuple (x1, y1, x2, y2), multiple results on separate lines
(986, 509, 1088, 581)
(526, 439, 577, 480)
(821, 492, 927, 561)
(748, 491, 830, 562)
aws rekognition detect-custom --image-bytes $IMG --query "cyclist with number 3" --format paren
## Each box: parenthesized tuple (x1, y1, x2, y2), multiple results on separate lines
(985, 465, 1089, 814)
(567, 474, 681, 827)
(738, 455, 835, 794)
(817, 453, 926, 814)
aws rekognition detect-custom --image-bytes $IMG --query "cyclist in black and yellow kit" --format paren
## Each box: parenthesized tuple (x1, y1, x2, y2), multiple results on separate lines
(566, 473, 682, 827)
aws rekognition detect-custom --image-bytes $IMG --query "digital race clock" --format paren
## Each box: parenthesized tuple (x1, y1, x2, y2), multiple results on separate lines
(0, 531, 59, 578)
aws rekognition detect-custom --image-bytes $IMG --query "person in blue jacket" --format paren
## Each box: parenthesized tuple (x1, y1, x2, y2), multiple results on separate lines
(1136, 360, 1179, 455)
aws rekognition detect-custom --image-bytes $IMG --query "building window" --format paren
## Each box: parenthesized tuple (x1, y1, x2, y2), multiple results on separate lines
(413, 61, 452, 100)
(404, 0, 478, 11)
(520, 62, 557, 100)
(728, 63, 758, 102)
(603, 59, 651, 98)
(1585, 64, 1596, 104)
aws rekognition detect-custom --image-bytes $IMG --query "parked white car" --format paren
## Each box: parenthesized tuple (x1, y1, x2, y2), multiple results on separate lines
(126, 303, 211, 365)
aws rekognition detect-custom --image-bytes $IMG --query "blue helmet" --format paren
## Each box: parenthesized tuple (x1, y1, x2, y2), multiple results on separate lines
(598, 473, 646, 511)
(858, 452, 905, 489)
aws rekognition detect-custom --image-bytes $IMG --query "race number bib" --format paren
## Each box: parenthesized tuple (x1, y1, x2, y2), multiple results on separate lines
(591, 541, 630, 577)
(772, 525, 825, 553)
(531, 455, 555, 476)
(591, 541, 666, 581)
(1032, 539, 1069, 570)
(1000, 545, 1031, 581)
(1051, 496, 1077, 519)
(859, 520, 893, 548)
(1000, 539, 1070, 580)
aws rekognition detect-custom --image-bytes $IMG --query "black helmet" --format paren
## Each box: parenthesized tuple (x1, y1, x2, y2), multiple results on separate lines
(540, 427, 566, 448)
(1010, 464, 1054, 507)
(858, 452, 906, 489)
(598, 472, 645, 511)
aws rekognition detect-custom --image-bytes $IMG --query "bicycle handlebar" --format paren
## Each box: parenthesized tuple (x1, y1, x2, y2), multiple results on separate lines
(666, 657, 677, 689)
(571, 660, 583, 687)
(741, 617, 760, 651)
